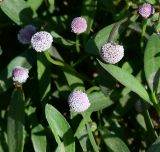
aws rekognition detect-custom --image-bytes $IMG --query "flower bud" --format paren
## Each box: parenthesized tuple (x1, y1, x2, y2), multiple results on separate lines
(138, 3, 155, 18)
(17, 25, 36, 44)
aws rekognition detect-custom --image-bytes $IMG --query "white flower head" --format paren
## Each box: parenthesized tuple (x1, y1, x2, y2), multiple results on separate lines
(100, 42, 124, 64)
(31, 31, 53, 52)
(68, 90, 90, 113)
(12, 66, 29, 84)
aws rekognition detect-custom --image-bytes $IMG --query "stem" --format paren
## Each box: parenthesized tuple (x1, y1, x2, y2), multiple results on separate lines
(151, 92, 160, 117)
(44, 51, 93, 85)
(143, 109, 158, 143)
(82, 113, 99, 152)
(140, 19, 147, 49)
(76, 35, 80, 53)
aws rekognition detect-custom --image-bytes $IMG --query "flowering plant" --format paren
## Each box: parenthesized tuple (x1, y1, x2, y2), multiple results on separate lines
(0, 0, 160, 151)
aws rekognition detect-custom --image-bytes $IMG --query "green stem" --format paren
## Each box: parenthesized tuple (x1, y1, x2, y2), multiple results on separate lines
(82, 113, 99, 152)
(151, 93, 160, 117)
(76, 35, 80, 53)
(140, 19, 147, 49)
(143, 108, 158, 144)
(44, 51, 93, 85)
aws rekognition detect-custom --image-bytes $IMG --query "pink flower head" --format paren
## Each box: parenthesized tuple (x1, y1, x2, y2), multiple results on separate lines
(138, 3, 155, 18)
(12, 66, 29, 84)
(31, 31, 53, 52)
(68, 90, 90, 113)
(17, 25, 36, 44)
(71, 17, 87, 34)
(100, 42, 124, 64)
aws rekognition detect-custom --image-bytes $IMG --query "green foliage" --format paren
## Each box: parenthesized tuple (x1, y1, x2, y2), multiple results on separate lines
(1, 0, 160, 151)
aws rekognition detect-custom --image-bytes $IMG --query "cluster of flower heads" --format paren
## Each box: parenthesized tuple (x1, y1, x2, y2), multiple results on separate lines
(138, 3, 155, 18)
(15, 2, 154, 111)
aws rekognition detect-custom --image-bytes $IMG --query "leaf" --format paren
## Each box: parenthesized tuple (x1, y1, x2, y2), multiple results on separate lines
(85, 24, 114, 56)
(64, 72, 85, 90)
(148, 136, 160, 152)
(45, 104, 75, 152)
(31, 125, 47, 152)
(0, 130, 8, 152)
(98, 60, 151, 104)
(27, 0, 43, 11)
(51, 31, 75, 46)
(144, 34, 160, 93)
(81, 0, 97, 39)
(0, 0, 33, 25)
(87, 91, 113, 112)
(0, 50, 36, 95)
(100, 128, 130, 152)
(7, 88, 25, 152)
(37, 53, 51, 103)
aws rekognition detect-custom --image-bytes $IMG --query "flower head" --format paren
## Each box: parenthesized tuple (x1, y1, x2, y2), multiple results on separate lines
(17, 25, 36, 44)
(100, 42, 124, 64)
(31, 31, 53, 52)
(138, 3, 155, 18)
(68, 90, 90, 113)
(12, 66, 29, 85)
(71, 17, 87, 34)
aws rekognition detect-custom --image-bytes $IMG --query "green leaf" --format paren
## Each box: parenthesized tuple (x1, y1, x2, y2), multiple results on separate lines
(51, 31, 75, 46)
(45, 104, 75, 152)
(0, 130, 8, 152)
(31, 125, 47, 152)
(85, 24, 114, 56)
(37, 53, 51, 103)
(148, 136, 160, 152)
(87, 91, 113, 112)
(74, 119, 92, 151)
(0, 50, 36, 95)
(98, 60, 151, 104)
(144, 34, 160, 93)
(27, 0, 43, 11)
(0, 0, 33, 25)
(64, 72, 85, 90)
(7, 88, 25, 152)
(100, 128, 130, 152)
(81, 0, 97, 38)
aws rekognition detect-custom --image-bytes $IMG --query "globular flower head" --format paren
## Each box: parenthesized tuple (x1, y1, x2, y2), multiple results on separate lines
(138, 3, 155, 18)
(17, 25, 36, 44)
(12, 66, 29, 85)
(68, 90, 90, 113)
(100, 42, 124, 64)
(71, 17, 87, 34)
(31, 31, 53, 52)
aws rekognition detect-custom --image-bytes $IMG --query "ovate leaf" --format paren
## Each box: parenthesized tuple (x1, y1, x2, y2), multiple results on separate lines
(45, 104, 75, 152)
(100, 128, 130, 152)
(0, 0, 33, 25)
(87, 91, 113, 112)
(31, 125, 47, 152)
